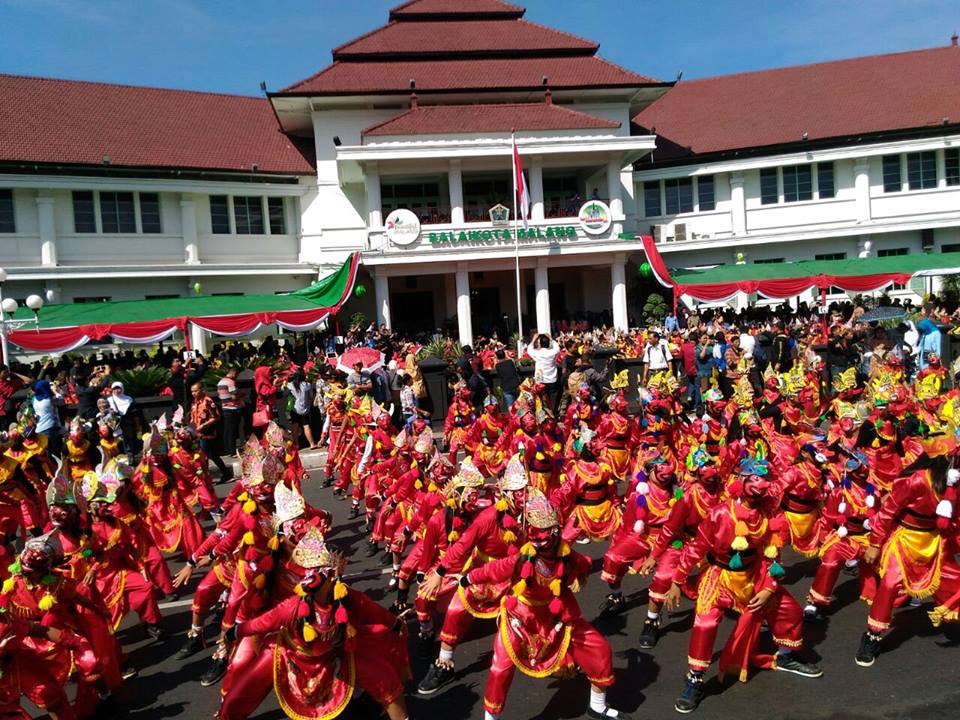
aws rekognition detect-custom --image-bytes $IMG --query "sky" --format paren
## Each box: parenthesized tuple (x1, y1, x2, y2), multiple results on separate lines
(0, 0, 957, 96)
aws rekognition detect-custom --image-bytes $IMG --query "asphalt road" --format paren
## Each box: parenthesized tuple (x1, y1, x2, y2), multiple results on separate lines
(29, 457, 960, 720)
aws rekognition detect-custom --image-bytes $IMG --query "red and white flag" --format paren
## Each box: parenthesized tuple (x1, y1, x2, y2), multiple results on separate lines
(511, 133, 530, 229)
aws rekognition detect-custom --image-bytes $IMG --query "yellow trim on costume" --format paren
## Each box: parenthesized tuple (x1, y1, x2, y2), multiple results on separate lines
(272, 642, 356, 720)
(498, 604, 573, 679)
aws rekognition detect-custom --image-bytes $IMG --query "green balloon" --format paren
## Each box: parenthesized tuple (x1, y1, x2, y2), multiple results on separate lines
(639, 261, 653, 278)
(354, 284, 367, 298)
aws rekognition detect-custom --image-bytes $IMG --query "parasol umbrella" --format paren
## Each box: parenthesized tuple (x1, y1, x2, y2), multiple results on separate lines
(335, 346, 385, 374)
(859, 307, 908, 323)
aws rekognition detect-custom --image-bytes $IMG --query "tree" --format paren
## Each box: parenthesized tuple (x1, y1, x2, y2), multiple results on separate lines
(642, 293, 669, 326)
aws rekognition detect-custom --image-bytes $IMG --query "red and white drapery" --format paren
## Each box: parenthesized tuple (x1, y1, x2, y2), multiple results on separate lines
(639, 235, 914, 307)
(7, 308, 332, 354)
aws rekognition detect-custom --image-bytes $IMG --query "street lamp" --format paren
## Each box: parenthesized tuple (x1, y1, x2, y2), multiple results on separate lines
(0, 268, 44, 365)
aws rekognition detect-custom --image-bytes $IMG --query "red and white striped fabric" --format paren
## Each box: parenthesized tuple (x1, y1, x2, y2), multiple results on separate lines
(511, 133, 530, 229)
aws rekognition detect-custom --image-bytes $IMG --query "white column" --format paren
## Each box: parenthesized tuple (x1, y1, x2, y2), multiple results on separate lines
(534, 262, 550, 333)
(189, 322, 209, 355)
(448, 159, 464, 225)
(374, 272, 391, 330)
(606, 154, 624, 218)
(455, 266, 473, 347)
(180, 195, 200, 264)
(366, 162, 382, 228)
(854, 159, 872, 223)
(36, 195, 57, 267)
(620, 165, 637, 233)
(530, 156, 544, 221)
(611, 252, 628, 332)
(729, 172, 746, 235)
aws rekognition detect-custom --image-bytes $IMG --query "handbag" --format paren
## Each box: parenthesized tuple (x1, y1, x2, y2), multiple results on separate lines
(252, 407, 271, 427)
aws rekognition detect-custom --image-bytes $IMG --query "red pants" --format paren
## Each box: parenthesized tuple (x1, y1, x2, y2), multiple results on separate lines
(808, 535, 875, 607)
(688, 586, 803, 672)
(438, 590, 480, 647)
(483, 617, 614, 716)
(868, 553, 960, 633)
(601, 532, 677, 602)
(191, 565, 232, 619)
(324, 428, 340, 477)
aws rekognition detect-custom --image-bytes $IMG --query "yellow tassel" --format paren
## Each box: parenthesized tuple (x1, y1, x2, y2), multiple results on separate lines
(411, 460, 418, 469)
(294, 583, 306, 597)
(447, 531, 460, 543)
(242, 531, 255, 546)
(536, 452, 546, 461)
(346, 623, 357, 638)
(764, 545, 778, 559)
(734, 521, 749, 536)
(193, 453, 200, 460)
(553, 443, 562, 452)
(253, 575, 266, 590)
(513, 579, 527, 595)
(333, 580, 348, 601)
(1, 577, 14, 594)
(549, 578, 562, 596)
(731, 536, 749, 552)
(267, 535, 280, 551)
(238, 491, 249, 502)
(302, 624, 317, 642)
(558, 541, 571, 558)
(502, 530, 517, 544)
(428, 483, 438, 493)
(415, 480, 423, 490)
(520, 542, 536, 557)
(495, 499, 508, 512)
(243, 499, 257, 514)
(38, 594, 56, 611)
(446, 499, 457, 509)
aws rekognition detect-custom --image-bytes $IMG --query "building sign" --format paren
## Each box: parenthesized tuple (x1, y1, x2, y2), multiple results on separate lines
(488, 204, 510, 227)
(427, 225, 578, 247)
(384, 208, 421, 246)
(578, 200, 612, 235)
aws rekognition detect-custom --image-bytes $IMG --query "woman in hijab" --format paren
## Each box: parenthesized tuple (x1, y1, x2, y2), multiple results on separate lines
(108, 381, 142, 453)
(31, 379, 63, 456)
(917, 319, 942, 372)
(253, 365, 278, 434)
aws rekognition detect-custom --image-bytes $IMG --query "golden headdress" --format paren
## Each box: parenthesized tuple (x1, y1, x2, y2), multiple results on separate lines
(499, 453, 529, 492)
(610, 369, 629, 390)
(647, 371, 678, 395)
(291, 526, 346, 573)
(831, 367, 857, 394)
(523, 488, 559, 529)
(273, 483, 306, 526)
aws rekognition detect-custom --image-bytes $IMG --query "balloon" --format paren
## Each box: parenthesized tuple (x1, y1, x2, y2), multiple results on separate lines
(354, 284, 367, 298)
(735, 252, 745, 263)
(193, 282, 202, 295)
(638, 262, 653, 279)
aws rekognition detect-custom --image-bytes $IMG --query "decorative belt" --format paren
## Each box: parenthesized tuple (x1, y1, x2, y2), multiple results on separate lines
(782, 494, 818, 514)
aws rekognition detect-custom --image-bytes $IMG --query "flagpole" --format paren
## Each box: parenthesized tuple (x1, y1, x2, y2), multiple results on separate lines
(511, 132, 524, 356)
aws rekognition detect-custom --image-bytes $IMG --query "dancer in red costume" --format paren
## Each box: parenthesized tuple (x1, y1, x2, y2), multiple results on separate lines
(855, 448, 960, 666)
(462, 490, 632, 720)
(597, 373, 638, 483)
(466, 396, 510, 477)
(443, 383, 475, 462)
(666, 457, 822, 713)
(416, 453, 526, 695)
(553, 434, 622, 543)
(215, 527, 411, 720)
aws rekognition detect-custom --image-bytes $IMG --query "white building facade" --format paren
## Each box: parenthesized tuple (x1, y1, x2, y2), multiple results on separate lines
(2, 0, 959, 352)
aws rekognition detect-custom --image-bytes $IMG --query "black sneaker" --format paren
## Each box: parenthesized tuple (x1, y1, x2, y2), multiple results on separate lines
(199, 656, 229, 687)
(587, 707, 633, 720)
(120, 665, 138, 681)
(417, 631, 436, 660)
(174, 632, 205, 660)
(803, 605, 823, 622)
(598, 593, 625, 618)
(674, 673, 705, 714)
(145, 623, 166, 641)
(855, 631, 881, 667)
(348, 504, 360, 519)
(417, 661, 455, 695)
(774, 652, 823, 677)
(638, 615, 661, 649)
(364, 542, 379, 557)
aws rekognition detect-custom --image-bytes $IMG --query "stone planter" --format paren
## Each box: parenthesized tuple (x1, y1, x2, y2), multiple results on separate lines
(612, 357, 646, 411)
(418, 356, 452, 424)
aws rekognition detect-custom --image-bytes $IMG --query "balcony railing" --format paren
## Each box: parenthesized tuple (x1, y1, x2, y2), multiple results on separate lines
(382, 197, 611, 226)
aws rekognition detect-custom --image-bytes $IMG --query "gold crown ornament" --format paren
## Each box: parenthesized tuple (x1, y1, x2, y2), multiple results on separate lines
(610, 369, 629, 390)
(413, 429, 434, 455)
(831, 367, 857, 394)
(523, 488, 559, 529)
(915, 372, 943, 401)
(273, 482, 307, 527)
(499, 453, 529, 492)
(292, 526, 346, 573)
(263, 421, 286, 450)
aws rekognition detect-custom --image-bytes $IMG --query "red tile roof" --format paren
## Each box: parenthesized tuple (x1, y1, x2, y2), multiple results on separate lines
(363, 102, 620, 136)
(634, 45, 960, 162)
(281, 56, 658, 95)
(0, 74, 315, 174)
(334, 19, 597, 59)
(390, 0, 523, 18)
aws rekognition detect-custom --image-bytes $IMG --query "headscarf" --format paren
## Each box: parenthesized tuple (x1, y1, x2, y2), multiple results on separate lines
(108, 381, 133, 415)
(32, 380, 53, 401)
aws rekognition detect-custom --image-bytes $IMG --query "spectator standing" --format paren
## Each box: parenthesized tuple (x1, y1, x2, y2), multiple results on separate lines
(189, 382, 233, 482)
(107, 381, 142, 454)
(526, 333, 561, 409)
(216, 367, 243, 458)
(680, 333, 698, 411)
(494, 349, 520, 409)
(346, 361, 372, 395)
(31, 379, 63, 456)
(400, 373, 428, 425)
(253, 365, 279, 431)
(917, 319, 942, 371)
(404, 344, 429, 414)
(641, 330, 672, 385)
(286, 369, 317, 449)
(0, 364, 28, 428)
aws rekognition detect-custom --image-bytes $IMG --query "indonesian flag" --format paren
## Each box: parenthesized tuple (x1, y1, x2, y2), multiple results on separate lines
(511, 133, 530, 229)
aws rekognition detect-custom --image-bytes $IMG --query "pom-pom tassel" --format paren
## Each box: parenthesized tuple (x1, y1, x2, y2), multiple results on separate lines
(549, 597, 564, 615)
(728, 553, 744, 571)
(557, 542, 570, 557)
(549, 578, 562, 596)
(520, 562, 533, 579)
(333, 580, 349, 601)
(242, 499, 257, 514)
(1, 577, 14, 594)
(334, 604, 349, 625)
(769, 561, 786, 578)
(763, 544, 778, 559)
(502, 530, 517, 544)
(730, 535, 749, 552)
(512, 579, 527, 596)
(242, 531, 256, 547)
(38, 593, 56, 611)
(447, 531, 459, 543)
(495, 499, 508, 512)
(302, 624, 317, 642)
(267, 535, 280, 551)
